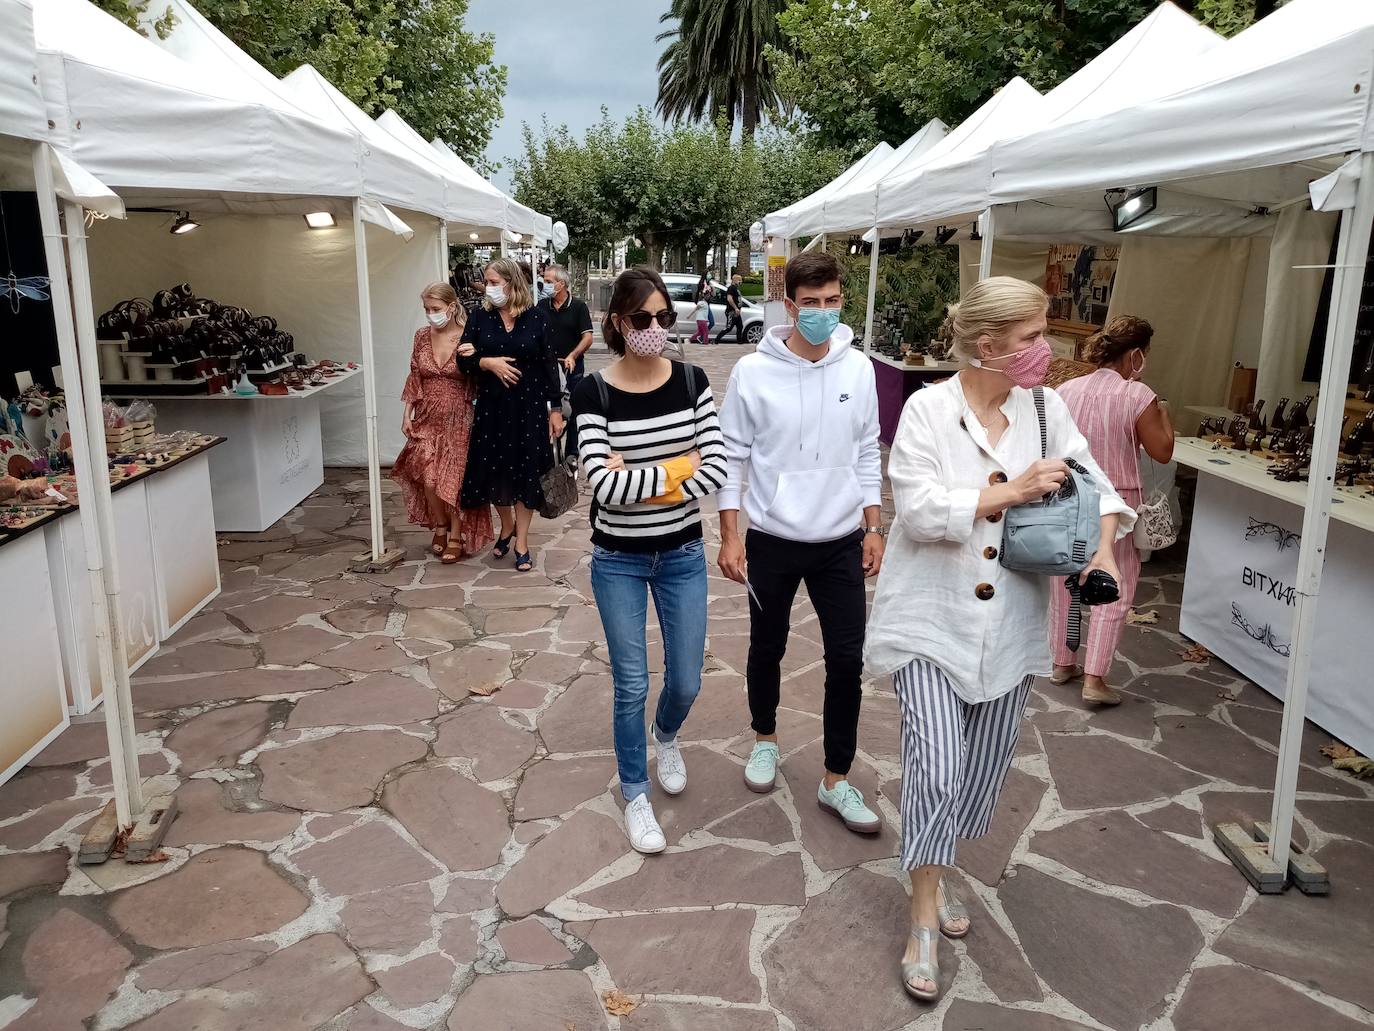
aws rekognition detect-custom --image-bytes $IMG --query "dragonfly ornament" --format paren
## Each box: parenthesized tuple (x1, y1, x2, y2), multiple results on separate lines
(2, 271, 51, 314)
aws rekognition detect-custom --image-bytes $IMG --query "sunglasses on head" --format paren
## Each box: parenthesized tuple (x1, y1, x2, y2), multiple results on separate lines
(621, 309, 676, 331)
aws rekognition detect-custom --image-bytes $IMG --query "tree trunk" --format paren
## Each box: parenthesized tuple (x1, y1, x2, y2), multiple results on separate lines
(669, 242, 688, 273)
(692, 243, 709, 278)
(642, 230, 664, 273)
(571, 254, 591, 312)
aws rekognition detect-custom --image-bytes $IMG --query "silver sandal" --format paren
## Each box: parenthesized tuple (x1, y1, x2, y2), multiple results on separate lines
(937, 878, 970, 939)
(901, 926, 940, 1002)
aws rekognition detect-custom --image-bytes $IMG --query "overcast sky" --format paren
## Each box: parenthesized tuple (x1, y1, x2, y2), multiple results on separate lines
(467, 0, 670, 190)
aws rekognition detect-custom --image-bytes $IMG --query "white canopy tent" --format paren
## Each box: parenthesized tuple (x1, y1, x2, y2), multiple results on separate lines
(762, 142, 894, 242)
(426, 136, 555, 246)
(2, 0, 145, 829)
(960, 0, 1374, 882)
(811, 120, 949, 238)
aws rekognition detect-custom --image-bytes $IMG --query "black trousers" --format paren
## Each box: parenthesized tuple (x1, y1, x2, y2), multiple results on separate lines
(745, 528, 866, 775)
(714, 309, 743, 343)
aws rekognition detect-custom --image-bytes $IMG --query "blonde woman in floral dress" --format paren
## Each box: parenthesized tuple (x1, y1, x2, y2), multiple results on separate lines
(391, 282, 493, 562)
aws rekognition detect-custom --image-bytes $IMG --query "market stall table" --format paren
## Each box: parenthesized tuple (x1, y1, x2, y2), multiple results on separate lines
(1174, 436, 1374, 757)
(112, 367, 361, 532)
(869, 353, 960, 445)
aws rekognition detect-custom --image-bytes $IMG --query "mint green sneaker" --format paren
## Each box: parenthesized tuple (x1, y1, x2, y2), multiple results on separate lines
(817, 779, 882, 834)
(744, 741, 779, 793)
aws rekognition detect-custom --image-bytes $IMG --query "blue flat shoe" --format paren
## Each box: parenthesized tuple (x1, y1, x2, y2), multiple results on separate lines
(491, 533, 513, 559)
(514, 549, 533, 572)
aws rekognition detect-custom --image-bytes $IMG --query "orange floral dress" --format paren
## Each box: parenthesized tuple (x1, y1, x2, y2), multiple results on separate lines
(390, 326, 494, 556)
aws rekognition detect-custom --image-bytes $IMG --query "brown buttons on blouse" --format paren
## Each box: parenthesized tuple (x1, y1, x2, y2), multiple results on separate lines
(989, 471, 1008, 484)
(984, 546, 998, 560)
(986, 510, 1003, 523)
(975, 583, 996, 601)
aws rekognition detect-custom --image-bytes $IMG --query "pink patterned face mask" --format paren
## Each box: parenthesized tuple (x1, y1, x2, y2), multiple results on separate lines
(624, 325, 669, 357)
(972, 340, 1052, 388)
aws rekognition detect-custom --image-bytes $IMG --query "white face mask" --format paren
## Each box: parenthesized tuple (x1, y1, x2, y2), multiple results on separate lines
(426, 310, 451, 329)
(485, 284, 508, 308)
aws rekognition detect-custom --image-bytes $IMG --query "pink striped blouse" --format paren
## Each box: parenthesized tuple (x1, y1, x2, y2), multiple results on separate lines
(1054, 368, 1156, 491)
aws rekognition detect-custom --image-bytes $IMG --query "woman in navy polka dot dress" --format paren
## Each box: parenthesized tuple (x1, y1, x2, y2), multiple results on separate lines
(458, 258, 565, 571)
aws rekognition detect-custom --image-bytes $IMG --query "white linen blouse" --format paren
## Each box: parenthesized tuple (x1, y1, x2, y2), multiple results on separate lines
(864, 375, 1136, 704)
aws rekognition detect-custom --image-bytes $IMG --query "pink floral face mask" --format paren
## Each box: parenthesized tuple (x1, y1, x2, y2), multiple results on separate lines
(972, 340, 1053, 388)
(624, 325, 669, 357)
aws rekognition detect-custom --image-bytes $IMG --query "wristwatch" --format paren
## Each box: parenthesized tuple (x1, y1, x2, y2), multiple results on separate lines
(864, 525, 886, 537)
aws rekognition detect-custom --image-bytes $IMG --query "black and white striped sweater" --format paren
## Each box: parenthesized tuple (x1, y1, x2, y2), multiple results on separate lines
(571, 363, 727, 552)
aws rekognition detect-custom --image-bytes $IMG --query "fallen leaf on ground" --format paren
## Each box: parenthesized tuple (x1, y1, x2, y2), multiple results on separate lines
(128, 849, 172, 864)
(1179, 643, 1212, 663)
(469, 683, 499, 697)
(602, 990, 638, 1017)
(1333, 756, 1374, 779)
(1321, 742, 1358, 761)
(1127, 609, 1159, 625)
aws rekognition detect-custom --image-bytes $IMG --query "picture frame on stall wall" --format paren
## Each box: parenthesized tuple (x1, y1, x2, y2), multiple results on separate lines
(1044, 243, 1120, 331)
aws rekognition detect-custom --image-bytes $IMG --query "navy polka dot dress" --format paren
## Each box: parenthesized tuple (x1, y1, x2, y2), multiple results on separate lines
(458, 305, 562, 510)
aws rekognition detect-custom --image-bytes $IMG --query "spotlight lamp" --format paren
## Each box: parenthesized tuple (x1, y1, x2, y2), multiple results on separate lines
(469, 232, 480, 240)
(1110, 186, 1157, 232)
(303, 211, 336, 229)
(901, 229, 925, 248)
(969, 221, 982, 242)
(848, 236, 860, 255)
(935, 225, 958, 246)
(169, 211, 200, 235)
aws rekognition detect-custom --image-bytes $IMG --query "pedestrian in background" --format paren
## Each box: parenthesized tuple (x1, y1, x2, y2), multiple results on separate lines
(539, 264, 594, 458)
(1049, 315, 1174, 704)
(457, 258, 565, 572)
(714, 273, 745, 344)
(864, 277, 1133, 1003)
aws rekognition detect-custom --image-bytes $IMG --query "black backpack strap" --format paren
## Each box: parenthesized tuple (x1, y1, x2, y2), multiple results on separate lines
(1065, 578, 1084, 652)
(1032, 385, 1047, 460)
(591, 370, 609, 413)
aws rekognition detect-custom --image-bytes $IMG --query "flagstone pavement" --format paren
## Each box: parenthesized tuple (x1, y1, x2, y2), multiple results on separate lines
(2, 341, 1373, 1031)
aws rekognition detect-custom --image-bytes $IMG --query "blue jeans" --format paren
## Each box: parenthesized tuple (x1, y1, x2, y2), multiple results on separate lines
(590, 538, 708, 801)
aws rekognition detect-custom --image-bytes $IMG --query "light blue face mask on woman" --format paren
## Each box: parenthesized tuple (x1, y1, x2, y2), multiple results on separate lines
(795, 306, 841, 345)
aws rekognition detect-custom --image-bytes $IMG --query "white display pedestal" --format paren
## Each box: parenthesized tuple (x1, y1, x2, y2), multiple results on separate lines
(0, 531, 70, 784)
(43, 446, 222, 715)
(120, 368, 360, 532)
(1176, 438, 1374, 757)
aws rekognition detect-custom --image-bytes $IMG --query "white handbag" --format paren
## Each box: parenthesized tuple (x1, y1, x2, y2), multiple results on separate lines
(1133, 456, 1178, 551)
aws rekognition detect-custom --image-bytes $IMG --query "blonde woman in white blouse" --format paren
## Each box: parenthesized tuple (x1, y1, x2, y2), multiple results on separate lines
(864, 277, 1134, 1003)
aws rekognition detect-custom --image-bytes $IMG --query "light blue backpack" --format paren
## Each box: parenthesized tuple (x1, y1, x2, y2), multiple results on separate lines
(1000, 388, 1101, 648)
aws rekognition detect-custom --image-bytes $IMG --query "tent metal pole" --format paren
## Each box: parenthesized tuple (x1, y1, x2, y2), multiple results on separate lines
(34, 147, 142, 825)
(438, 221, 449, 282)
(1266, 149, 1374, 876)
(978, 207, 996, 280)
(863, 228, 881, 356)
(352, 199, 385, 563)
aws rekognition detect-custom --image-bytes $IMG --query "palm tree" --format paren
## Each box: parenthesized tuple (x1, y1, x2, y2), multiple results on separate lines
(656, 0, 788, 140)
(657, 0, 790, 275)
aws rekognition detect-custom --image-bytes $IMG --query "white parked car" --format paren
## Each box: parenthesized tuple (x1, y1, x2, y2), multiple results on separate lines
(661, 273, 765, 345)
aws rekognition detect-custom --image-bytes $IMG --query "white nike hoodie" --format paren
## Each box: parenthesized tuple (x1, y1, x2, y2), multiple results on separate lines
(718, 322, 882, 543)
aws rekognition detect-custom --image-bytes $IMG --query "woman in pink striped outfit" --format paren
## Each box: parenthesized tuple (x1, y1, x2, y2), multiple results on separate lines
(1049, 316, 1175, 704)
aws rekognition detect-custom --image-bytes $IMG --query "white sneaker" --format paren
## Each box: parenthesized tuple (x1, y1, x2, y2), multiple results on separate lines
(744, 741, 779, 793)
(655, 733, 687, 795)
(624, 794, 666, 854)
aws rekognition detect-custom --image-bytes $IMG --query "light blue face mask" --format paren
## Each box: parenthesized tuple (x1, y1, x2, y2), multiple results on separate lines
(794, 306, 841, 345)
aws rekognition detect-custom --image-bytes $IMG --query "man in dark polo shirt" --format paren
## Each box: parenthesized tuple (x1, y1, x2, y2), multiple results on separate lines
(538, 263, 594, 455)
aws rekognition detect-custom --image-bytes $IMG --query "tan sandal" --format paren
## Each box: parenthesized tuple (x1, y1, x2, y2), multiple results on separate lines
(430, 529, 448, 556)
(1082, 681, 1123, 706)
(1050, 664, 1084, 685)
(440, 538, 463, 564)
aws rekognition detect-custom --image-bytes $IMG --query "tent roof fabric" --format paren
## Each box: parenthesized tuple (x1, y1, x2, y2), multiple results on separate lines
(877, 3, 1222, 233)
(426, 137, 553, 244)
(34, 0, 364, 205)
(1, 0, 46, 143)
(988, 0, 1374, 219)
(795, 120, 949, 237)
(374, 110, 506, 234)
(763, 142, 894, 240)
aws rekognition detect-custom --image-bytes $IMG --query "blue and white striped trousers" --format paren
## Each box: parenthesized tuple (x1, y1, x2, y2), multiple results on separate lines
(892, 659, 1033, 870)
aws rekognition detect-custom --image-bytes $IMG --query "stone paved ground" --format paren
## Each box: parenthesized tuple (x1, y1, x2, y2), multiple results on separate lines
(2, 342, 1373, 1031)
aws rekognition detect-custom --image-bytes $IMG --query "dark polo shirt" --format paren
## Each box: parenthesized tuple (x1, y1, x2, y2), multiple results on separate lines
(538, 293, 593, 360)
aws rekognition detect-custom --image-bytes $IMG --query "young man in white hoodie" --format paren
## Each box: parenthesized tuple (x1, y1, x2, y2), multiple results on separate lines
(717, 252, 886, 834)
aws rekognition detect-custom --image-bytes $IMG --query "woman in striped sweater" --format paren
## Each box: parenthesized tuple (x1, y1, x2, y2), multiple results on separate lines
(571, 267, 727, 853)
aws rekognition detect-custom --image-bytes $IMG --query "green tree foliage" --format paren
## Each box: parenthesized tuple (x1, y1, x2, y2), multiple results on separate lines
(510, 108, 844, 273)
(90, 0, 505, 169)
(656, 0, 791, 139)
